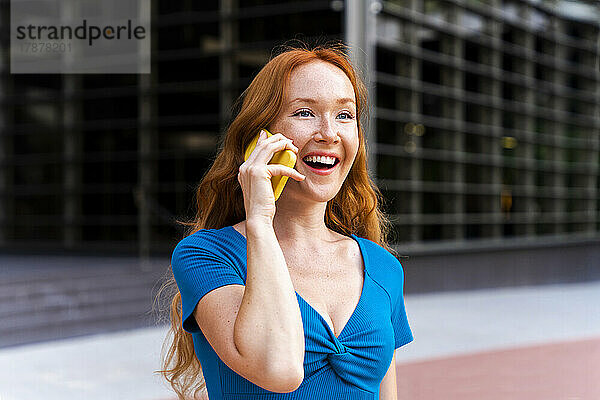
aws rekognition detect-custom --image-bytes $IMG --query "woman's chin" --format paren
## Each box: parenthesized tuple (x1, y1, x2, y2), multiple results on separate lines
(284, 182, 339, 203)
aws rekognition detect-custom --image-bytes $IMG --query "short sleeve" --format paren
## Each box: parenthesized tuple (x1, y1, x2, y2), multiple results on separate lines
(390, 260, 414, 349)
(171, 238, 245, 333)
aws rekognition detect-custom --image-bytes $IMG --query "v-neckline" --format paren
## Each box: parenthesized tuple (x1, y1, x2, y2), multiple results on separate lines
(226, 224, 369, 341)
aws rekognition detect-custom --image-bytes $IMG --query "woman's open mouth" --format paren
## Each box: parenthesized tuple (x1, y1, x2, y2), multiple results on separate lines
(301, 155, 340, 176)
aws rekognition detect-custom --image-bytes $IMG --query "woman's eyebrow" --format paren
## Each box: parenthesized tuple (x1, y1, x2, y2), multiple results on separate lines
(289, 97, 356, 105)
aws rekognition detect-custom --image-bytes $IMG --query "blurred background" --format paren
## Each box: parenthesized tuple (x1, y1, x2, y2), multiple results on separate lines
(0, 0, 599, 399)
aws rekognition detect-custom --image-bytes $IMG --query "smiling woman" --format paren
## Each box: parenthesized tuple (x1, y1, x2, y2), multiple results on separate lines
(157, 41, 413, 400)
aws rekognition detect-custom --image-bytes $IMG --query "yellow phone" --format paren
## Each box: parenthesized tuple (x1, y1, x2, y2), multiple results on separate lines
(244, 129, 297, 201)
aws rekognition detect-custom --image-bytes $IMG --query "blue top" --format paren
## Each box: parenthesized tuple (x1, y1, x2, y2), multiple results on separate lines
(171, 225, 413, 399)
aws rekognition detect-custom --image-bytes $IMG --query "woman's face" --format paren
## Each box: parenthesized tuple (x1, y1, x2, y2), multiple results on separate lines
(268, 60, 359, 202)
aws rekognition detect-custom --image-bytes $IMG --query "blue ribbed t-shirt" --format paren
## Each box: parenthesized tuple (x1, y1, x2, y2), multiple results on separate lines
(171, 225, 413, 399)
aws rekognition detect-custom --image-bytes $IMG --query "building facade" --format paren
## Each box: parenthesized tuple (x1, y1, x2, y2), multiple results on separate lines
(0, 0, 598, 260)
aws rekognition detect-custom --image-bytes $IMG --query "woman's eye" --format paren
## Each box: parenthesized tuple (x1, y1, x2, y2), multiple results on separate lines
(293, 109, 313, 118)
(292, 109, 354, 119)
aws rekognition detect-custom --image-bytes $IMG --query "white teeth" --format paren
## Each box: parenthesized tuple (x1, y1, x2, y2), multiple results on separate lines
(303, 155, 337, 165)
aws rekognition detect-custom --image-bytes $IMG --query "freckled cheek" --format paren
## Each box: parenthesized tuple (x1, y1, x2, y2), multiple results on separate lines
(340, 128, 359, 146)
(338, 121, 358, 134)
(279, 121, 313, 147)
(342, 141, 359, 168)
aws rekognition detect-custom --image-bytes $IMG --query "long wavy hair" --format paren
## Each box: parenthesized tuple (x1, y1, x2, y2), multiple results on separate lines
(156, 40, 397, 400)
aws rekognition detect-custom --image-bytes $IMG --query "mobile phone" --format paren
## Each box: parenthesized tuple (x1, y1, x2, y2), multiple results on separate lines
(244, 129, 297, 201)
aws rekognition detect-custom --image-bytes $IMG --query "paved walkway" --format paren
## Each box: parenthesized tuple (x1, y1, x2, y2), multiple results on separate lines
(1, 281, 599, 400)
(396, 281, 600, 400)
(396, 336, 600, 400)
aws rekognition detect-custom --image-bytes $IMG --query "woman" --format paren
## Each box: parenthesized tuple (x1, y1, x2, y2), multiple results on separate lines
(159, 42, 413, 399)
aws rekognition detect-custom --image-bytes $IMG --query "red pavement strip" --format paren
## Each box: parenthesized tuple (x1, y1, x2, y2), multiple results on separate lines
(396, 336, 600, 400)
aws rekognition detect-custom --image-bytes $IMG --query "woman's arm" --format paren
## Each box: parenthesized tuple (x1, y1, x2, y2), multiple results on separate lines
(233, 218, 305, 387)
(379, 352, 398, 400)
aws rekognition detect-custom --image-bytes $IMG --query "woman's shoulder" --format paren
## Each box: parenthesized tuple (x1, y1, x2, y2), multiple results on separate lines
(352, 234, 405, 291)
(172, 226, 244, 258)
(174, 226, 224, 247)
(170, 226, 248, 281)
(351, 234, 399, 264)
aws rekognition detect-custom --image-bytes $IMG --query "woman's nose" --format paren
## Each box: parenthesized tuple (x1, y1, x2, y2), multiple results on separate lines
(315, 117, 340, 143)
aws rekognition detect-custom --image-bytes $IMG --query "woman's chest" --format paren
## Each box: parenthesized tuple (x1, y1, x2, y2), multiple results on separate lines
(282, 242, 365, 338)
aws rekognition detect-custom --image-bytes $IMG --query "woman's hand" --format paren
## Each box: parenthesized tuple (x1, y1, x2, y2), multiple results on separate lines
(237, 129, 305, 223)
